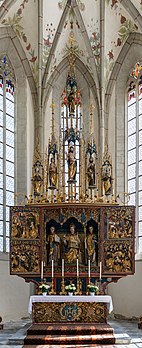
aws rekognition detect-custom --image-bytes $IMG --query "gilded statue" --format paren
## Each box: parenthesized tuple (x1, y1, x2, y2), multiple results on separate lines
(87, 157, 96, 187)
(67, 90, 75, 113)
(32, 160, 43, 196)
(102, 159, 112, 195)
(47, 226, 60, 264)
(29, 221, 38, 239)
(67, 146, 77, 181)
(86, 225, 97, 264)
(63, 223, 82, 263)
(49, 157, 57, 188)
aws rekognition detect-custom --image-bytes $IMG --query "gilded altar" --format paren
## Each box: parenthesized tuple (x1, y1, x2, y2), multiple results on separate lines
(28, 295, 113, 323)
(10, 37, 135, 293)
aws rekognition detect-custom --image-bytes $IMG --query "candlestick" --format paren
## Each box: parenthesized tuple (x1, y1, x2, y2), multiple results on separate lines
(62, 259, 64, 278)
(77, 258, 79, 277)
(88, 258, 90, 279)
(41, 261, 43, 280)
(52, 259, 54, 278)
(99, 261, 102, 280)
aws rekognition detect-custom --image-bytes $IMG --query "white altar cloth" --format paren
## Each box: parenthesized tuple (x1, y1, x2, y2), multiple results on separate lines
(28, 295, 113, 314)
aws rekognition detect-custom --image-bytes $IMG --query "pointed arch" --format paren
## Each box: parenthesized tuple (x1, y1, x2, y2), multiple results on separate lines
(0, 0, 18, 20)
(105, 32, 142, 129)
(42, 0, 100, 108)
(120, 0, 142, 31)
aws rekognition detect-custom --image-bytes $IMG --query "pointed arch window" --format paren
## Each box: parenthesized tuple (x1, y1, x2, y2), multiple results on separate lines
(0, 56, 15, 252)
(127, 70, 142, 253)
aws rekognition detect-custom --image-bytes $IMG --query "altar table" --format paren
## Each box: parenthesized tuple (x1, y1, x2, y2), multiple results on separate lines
(28, 295, 113, 323)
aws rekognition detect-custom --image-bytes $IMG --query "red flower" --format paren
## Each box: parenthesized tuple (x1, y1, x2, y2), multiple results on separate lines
(108, 50, 114, 60)
(120, 15, 126, 24)
(29, 56, 37, 63)
(116, 38, 121, 46)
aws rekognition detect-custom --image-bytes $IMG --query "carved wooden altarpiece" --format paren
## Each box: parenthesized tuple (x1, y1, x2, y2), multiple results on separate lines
(10, 203, 135, 294)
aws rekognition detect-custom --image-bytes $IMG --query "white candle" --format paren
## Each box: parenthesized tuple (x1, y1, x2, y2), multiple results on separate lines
(88, 258, 90, 278)
(41, 261, 43, 280)
(52, 259, 54, 278)
(77, 258, 79, 277)
(62, 259, 64, 277)
(99, 261, 102, 280)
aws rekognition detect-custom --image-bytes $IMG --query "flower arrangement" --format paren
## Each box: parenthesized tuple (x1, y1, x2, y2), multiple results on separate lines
(39, 283, 50, 293)
(65, 283, 76, 293)
(87, 284, 99, 293)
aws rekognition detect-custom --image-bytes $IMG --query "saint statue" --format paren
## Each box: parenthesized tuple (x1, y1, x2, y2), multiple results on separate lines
(67, 146, 77, 181)
(32, 160, 43, 196)
(86, 225, 97, 264)
(63, 223, 82, 263)
(67, 90, 75, 113)
(47, 226, 60, 264)
(49, 157, 57, 188)
(102, 159, 112, 195)
(87, 157, 96, 187)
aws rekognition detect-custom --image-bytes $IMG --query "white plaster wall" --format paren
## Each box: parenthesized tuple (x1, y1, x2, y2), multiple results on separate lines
(0, 258, 30, 321)
(108, 260, 142, 318)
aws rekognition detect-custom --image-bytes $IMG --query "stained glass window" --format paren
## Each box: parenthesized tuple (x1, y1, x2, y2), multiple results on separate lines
(127, 74, 142, 253)
(0, 55, 15, 252)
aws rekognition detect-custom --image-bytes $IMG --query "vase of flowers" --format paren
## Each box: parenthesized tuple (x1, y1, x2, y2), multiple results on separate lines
(87, 284, 99, 295)
(39, 283, 51, 295)
(65, 283, 76, 295)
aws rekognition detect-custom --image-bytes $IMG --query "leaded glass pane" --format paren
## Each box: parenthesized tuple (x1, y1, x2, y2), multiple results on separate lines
(139, 176, 142, 190)
(0, 96, 3, 111)
(6, 99, 14, 115)
(129, 193, 136, 206)
(6, 114, 14, 132)
(0, 236, 3, 251)
(6, 161, 14, 176)
(139, 114, 142, 130)
(6, 176, 14, 191)
(128, 149, 136, 165)
(0, 126, 3, 142)
(6, 130, 14, 147)
(0, 142, 3, 158)
(128, 164, 136, 180)
(0, 188, 3, 204)
(139, 130, 142, 146)
(128, 103, 136, 121)
(139, 206, 142, 220)
(6, 237, 9, 252)
(139, 146, 142, 161)
(139, 191, 142, 206)
(6, 206, 9, 221)
(128, 134, 136, 150)
(128, 179, 136, 193)
(6, 92, 14, 102)
(139, 98, 142, 115)
(139, 161, 142, 176)
(0, 110, 3, 125)
(139, 222, 142, 236)
(6, 145, 14, 162)
(0, 158, 3, 172)
(6, 222, 9, 236)
(0, 204, 3, 220)
(128, 118, 136, 136)
(6, 191, 14, 206)
(0, 220, 3, 234)
(0, 173, 3, 188)
(139, 237, 142, 252)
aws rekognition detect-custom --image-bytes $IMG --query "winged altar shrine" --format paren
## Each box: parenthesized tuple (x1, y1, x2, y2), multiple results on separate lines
(10, 37, 135, 300)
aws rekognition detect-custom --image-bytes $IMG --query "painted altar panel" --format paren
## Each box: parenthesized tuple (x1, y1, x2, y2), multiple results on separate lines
(102, 206, 135, 275)
(10, 204, 135, 281)
(10, 206, 41, 275)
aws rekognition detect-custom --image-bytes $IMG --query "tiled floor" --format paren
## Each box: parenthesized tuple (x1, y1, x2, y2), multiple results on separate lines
(0, 317, 142, 347)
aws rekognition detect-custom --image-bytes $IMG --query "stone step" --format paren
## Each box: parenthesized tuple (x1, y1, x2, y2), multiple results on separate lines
(24, 333, 115, 345)
(27, 322, 114, 336)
